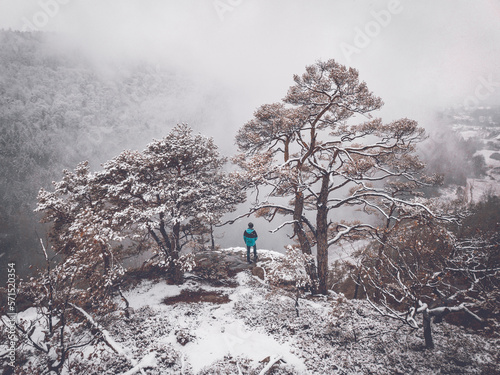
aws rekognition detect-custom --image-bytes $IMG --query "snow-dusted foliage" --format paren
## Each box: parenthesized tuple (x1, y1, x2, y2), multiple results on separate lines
(99, 124, 245, 282)
(10, 239, 112, 374)
(353, 194, 500, 348)
(235, 275, 499, 375)
(6, 251, 497, 374)
(27, 125, 245, 373)
(235, 59, 440, 294)
(266, 245, 314, 291)
(36, 161, 125, 303)
(36, 124, 244, 289)
(261, 245, 316, 319)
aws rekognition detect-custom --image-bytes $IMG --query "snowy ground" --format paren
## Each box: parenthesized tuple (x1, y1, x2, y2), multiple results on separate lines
(6, 248, 499, 374)
(120, 272, 306, 374)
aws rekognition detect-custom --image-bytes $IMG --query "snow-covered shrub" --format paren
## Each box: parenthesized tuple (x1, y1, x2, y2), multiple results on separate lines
(177, 253, 196, 273)
(69, 348, 131, 375)
(154, 344, 182, 369)
(197, 356, 252, 375)
(153, 253, 196, 274)
(355, 194, 500, 349)
(198, 355, 300, 375)
(329, 258, 361, 299)
(265, 245, 314, 291)
(175, 329, 195, 346)
(261, 246, 316, 317)
(233, 273, 500, 375)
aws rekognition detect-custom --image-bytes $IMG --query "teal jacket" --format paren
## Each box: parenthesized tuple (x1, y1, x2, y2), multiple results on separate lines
(243, 228, 258, 246)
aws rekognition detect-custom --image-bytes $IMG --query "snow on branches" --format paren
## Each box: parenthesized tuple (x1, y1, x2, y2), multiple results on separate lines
(354, 195, 499, 349)
(36, 124, 245, 294)
(264, 245, 316, 317)
(30, 124, 246, 372)
(235, 59, 440, 294)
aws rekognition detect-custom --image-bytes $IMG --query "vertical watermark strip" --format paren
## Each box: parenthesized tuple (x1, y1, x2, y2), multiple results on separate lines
(6, 262, 17, 369)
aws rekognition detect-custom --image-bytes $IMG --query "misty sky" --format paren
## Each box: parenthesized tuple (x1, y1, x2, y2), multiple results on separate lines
(1, 0, 500, 125)
(2, 0, 500, 250)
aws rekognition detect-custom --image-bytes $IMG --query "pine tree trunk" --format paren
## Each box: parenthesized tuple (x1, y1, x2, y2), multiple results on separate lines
(353, 268, 361, 299)
(294, 191, 312, 254)
(316, 175, 330, 295)
(210, 223, 215, 250)
(150, 224, 183, 284)
(170, 222, 184, 284)
(169, 250, 184, 285)
(103, 248, 110, 273)
(173, 222, 181, 251)
(423, 309, 434, 349)
(150, 229, 168, 256)
(293, 190, 319, 293)
(159, 214, 172, 252)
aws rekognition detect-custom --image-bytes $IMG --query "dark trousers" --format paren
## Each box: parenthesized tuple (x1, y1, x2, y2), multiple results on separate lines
(246, 245, 257, 261)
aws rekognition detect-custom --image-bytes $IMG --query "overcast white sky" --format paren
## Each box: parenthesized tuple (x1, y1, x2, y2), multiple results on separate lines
(1, 0, 500, 126)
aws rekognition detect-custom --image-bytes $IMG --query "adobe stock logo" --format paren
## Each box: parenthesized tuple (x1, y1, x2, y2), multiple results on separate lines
(21, 0, 71, 32)
(340, 0, 403, 63)
(463, 74, 500, 111)
(213, 0, 244, 22)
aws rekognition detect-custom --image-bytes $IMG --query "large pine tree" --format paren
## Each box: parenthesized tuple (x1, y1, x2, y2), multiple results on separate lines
(236, 59, 436, 294)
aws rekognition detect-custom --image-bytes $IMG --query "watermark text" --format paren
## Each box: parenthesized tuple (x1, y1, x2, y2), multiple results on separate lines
(6, 262, 17, 368)
(463, 74, 500, 111)
(340, 0, 403, 63)
(21, 0, 71, 32)
(213, 0, 244, 22)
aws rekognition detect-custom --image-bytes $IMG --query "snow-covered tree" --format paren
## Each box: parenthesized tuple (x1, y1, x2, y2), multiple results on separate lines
(36, 161, 126, 304)
(235, 59, 437, 294)
(265, 245, 315, 317)
(100, 124, 245, 283)
(356, 194, 499, 348)
(30, 123, 247, 371)
(37, 124, 244, 289)
(13, 240, 157, 374)
(14, 239, 105, 374)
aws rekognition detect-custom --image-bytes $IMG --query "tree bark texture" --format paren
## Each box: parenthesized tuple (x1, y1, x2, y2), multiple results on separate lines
(293, 191, 312, 254)
(293, 190, 319, 293)
(316, 175, 330, 295)
(170, 222, 184, 284)
(423, 309, 434, 349)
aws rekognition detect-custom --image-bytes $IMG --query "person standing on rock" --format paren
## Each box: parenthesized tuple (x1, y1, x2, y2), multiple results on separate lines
(243, 222, 258, 263)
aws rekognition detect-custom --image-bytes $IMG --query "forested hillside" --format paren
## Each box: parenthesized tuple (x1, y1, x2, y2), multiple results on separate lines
(0, 30, 213, 273)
